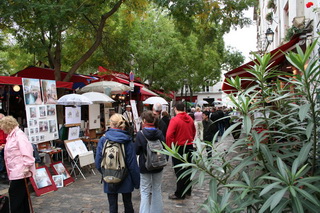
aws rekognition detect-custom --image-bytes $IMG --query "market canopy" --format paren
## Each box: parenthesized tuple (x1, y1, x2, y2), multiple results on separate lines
(0, 75, 73, 89)
(222, 34, 303, 94)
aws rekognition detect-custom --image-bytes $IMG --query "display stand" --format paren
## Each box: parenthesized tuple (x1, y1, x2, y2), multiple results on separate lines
(64, 139, 95, 179)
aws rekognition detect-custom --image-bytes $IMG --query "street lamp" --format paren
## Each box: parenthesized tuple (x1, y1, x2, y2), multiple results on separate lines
(265, 28, 274, 44)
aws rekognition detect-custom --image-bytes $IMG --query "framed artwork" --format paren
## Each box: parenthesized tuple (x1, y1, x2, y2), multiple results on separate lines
(41, 80, 58, 104)
(89, 104, 100, 129)
(47, 105, 56, 116)
(52, 175, 64, 188)
(22, 78, 43, 105)
(39, 106, 47, 117)
(30, 166, 57, 196)
(50, 161, 74, 186)
(48, 120, 57, 133)
(39, 120, 48, 132)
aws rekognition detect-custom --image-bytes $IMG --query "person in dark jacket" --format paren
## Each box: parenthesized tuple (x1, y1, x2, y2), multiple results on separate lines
(161, 110, 170, 127)
(153, 103, 167, 139)
(135, 110, 165, 213)
(202, 111, 218, 157)
(95, 113, 140, 213)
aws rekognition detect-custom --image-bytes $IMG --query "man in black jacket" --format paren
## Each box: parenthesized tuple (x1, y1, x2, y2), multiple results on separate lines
(153, 103, 168, 139)
(203, 111, 218, 157)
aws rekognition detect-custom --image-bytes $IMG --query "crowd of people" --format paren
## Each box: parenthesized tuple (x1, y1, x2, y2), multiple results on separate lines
(94, 101, 241, 213)
(0, 101, 241, 213)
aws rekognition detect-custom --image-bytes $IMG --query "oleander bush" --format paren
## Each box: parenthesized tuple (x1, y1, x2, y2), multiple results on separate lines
(163, 39, 320, 212)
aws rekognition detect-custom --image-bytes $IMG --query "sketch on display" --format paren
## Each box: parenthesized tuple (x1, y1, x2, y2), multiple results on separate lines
(89, 104, 100, 129)
(68, 126, 80, 140)
(65, 106, 81, 125)
(39, 106, 47, 117)
(52, 175, 64, 188)
(39, 120, 48, 132)
(22, 78, 43, 105)
(41, 80, 58, 104)
(47, 105, 56, 116)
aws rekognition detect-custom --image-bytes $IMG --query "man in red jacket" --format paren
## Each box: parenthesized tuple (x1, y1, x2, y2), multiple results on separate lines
(166, 101, 196, 200)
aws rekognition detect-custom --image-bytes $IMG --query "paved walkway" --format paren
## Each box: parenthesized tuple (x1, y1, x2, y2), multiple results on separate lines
(0, 135, 234, 213)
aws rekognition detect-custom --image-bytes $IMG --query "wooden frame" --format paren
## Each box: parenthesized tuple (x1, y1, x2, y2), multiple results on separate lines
(30, 166, 57, 196)
(50, 161, 74, 186)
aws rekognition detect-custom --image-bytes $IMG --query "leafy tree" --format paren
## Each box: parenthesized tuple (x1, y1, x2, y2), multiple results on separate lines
(0, 0, 147, 81)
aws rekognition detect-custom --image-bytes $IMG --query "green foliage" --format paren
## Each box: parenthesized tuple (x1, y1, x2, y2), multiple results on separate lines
(267, 0, 276, 9)
(163, 40, 320, 212)
(284, 26, 304, 42)
(265, 12, 273, 22)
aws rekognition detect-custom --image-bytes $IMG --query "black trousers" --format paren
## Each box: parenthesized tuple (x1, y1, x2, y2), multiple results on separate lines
(107, 192, 134, 213)
(172, 144, 193, 198)
(9, 179, 30, 213)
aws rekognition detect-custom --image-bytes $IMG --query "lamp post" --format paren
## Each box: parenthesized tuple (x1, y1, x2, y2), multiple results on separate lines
(265, 28, 274, 44)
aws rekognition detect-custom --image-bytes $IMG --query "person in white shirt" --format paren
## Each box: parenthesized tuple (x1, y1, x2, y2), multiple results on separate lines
(123, 105, 133, 125)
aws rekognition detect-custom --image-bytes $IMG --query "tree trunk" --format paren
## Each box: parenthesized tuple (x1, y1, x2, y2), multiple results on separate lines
(62, 0, 124, 82)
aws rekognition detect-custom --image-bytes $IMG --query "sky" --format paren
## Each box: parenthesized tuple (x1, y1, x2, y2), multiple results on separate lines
(223, 8, 257, 63)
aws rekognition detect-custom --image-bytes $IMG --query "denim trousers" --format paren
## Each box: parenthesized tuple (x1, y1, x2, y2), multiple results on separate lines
(139, 171, 163, 213)
(107, 192, 134, 213)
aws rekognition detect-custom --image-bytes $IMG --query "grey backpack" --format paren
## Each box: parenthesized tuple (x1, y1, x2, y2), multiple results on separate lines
(141, 131, 167, 171)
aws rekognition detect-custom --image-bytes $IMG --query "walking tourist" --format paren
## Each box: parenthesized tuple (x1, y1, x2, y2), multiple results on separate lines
(95, 113, 140, 213)
(166, 101, 196, 200)
(194, 107, 203, 141)
(0, 116, 36, 213)
(135, 110, 164, 213)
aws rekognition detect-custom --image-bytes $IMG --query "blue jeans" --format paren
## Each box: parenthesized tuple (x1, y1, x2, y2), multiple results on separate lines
(139, 171, 163, 213)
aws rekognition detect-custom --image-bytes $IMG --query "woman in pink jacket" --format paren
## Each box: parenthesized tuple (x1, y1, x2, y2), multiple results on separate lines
(0, 116, 36, 213)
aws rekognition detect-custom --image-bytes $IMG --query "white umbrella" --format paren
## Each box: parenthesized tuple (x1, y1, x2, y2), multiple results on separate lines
(196, 100, 209, 106)
(78, 81, 130, 94)
(57, 94, 93, 105)
(82, 92, 115, 104)
(143, 97, 168, 105)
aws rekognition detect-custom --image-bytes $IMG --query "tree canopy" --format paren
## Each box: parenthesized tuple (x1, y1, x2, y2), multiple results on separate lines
(0, 0, 252, 91)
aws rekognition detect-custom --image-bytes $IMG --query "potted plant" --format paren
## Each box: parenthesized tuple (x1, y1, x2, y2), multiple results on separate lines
(267, 0, 276, 9)
(265, 12, 273, 23)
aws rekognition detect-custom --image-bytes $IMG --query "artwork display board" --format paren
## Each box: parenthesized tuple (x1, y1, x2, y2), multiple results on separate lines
(50, 161, 74, 186)
(64, 139, 88, 159)
(23, 78, 59, 144)
(88, 104, 100, 129)
(30, 166, 57, 196)
(65, 106, 81, 125)
(26, 105, 58, 143)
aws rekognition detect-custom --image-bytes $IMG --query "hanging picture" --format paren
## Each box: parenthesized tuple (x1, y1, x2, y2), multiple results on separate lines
(65, 106, 81, 125)
(41, 80, 58, 104)
(30, 166, 57, 196)
(89, 104, 100, 129)
(22, 78, 43, 105)
(50, 161, 74, 186)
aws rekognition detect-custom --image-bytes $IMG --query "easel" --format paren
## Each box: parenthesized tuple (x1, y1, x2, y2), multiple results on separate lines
(64, 139, 95, 179)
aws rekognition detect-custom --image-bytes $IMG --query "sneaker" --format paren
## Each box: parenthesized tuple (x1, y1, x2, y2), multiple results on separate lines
(168, 193, 185, 200)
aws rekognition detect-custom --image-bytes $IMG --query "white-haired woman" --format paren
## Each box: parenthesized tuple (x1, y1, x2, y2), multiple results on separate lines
(0, 116, 35, 213)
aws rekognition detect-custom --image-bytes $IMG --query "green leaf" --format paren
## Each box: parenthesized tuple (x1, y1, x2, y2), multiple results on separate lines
(299, 103, 310, 121)
(259, 182, 281, 196)
(295, 187, 320, 206)
(270, 188, 287, 210)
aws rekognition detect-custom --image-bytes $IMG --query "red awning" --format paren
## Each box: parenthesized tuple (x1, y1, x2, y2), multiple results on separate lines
(13, 66, 98, 86)
(222, 34, 303, 94)
(0, 75, 73, 89)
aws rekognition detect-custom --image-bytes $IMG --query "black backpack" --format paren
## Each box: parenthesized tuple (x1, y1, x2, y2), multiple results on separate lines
(100, 140, 128, 184)
(141, 131, 167, 171)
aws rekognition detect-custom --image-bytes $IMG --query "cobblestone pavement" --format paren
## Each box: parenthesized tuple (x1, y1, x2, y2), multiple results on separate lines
(0, 135, 234, 213)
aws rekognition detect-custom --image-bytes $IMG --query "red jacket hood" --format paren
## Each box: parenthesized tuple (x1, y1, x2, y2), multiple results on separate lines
(176, 112, 193, 123)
